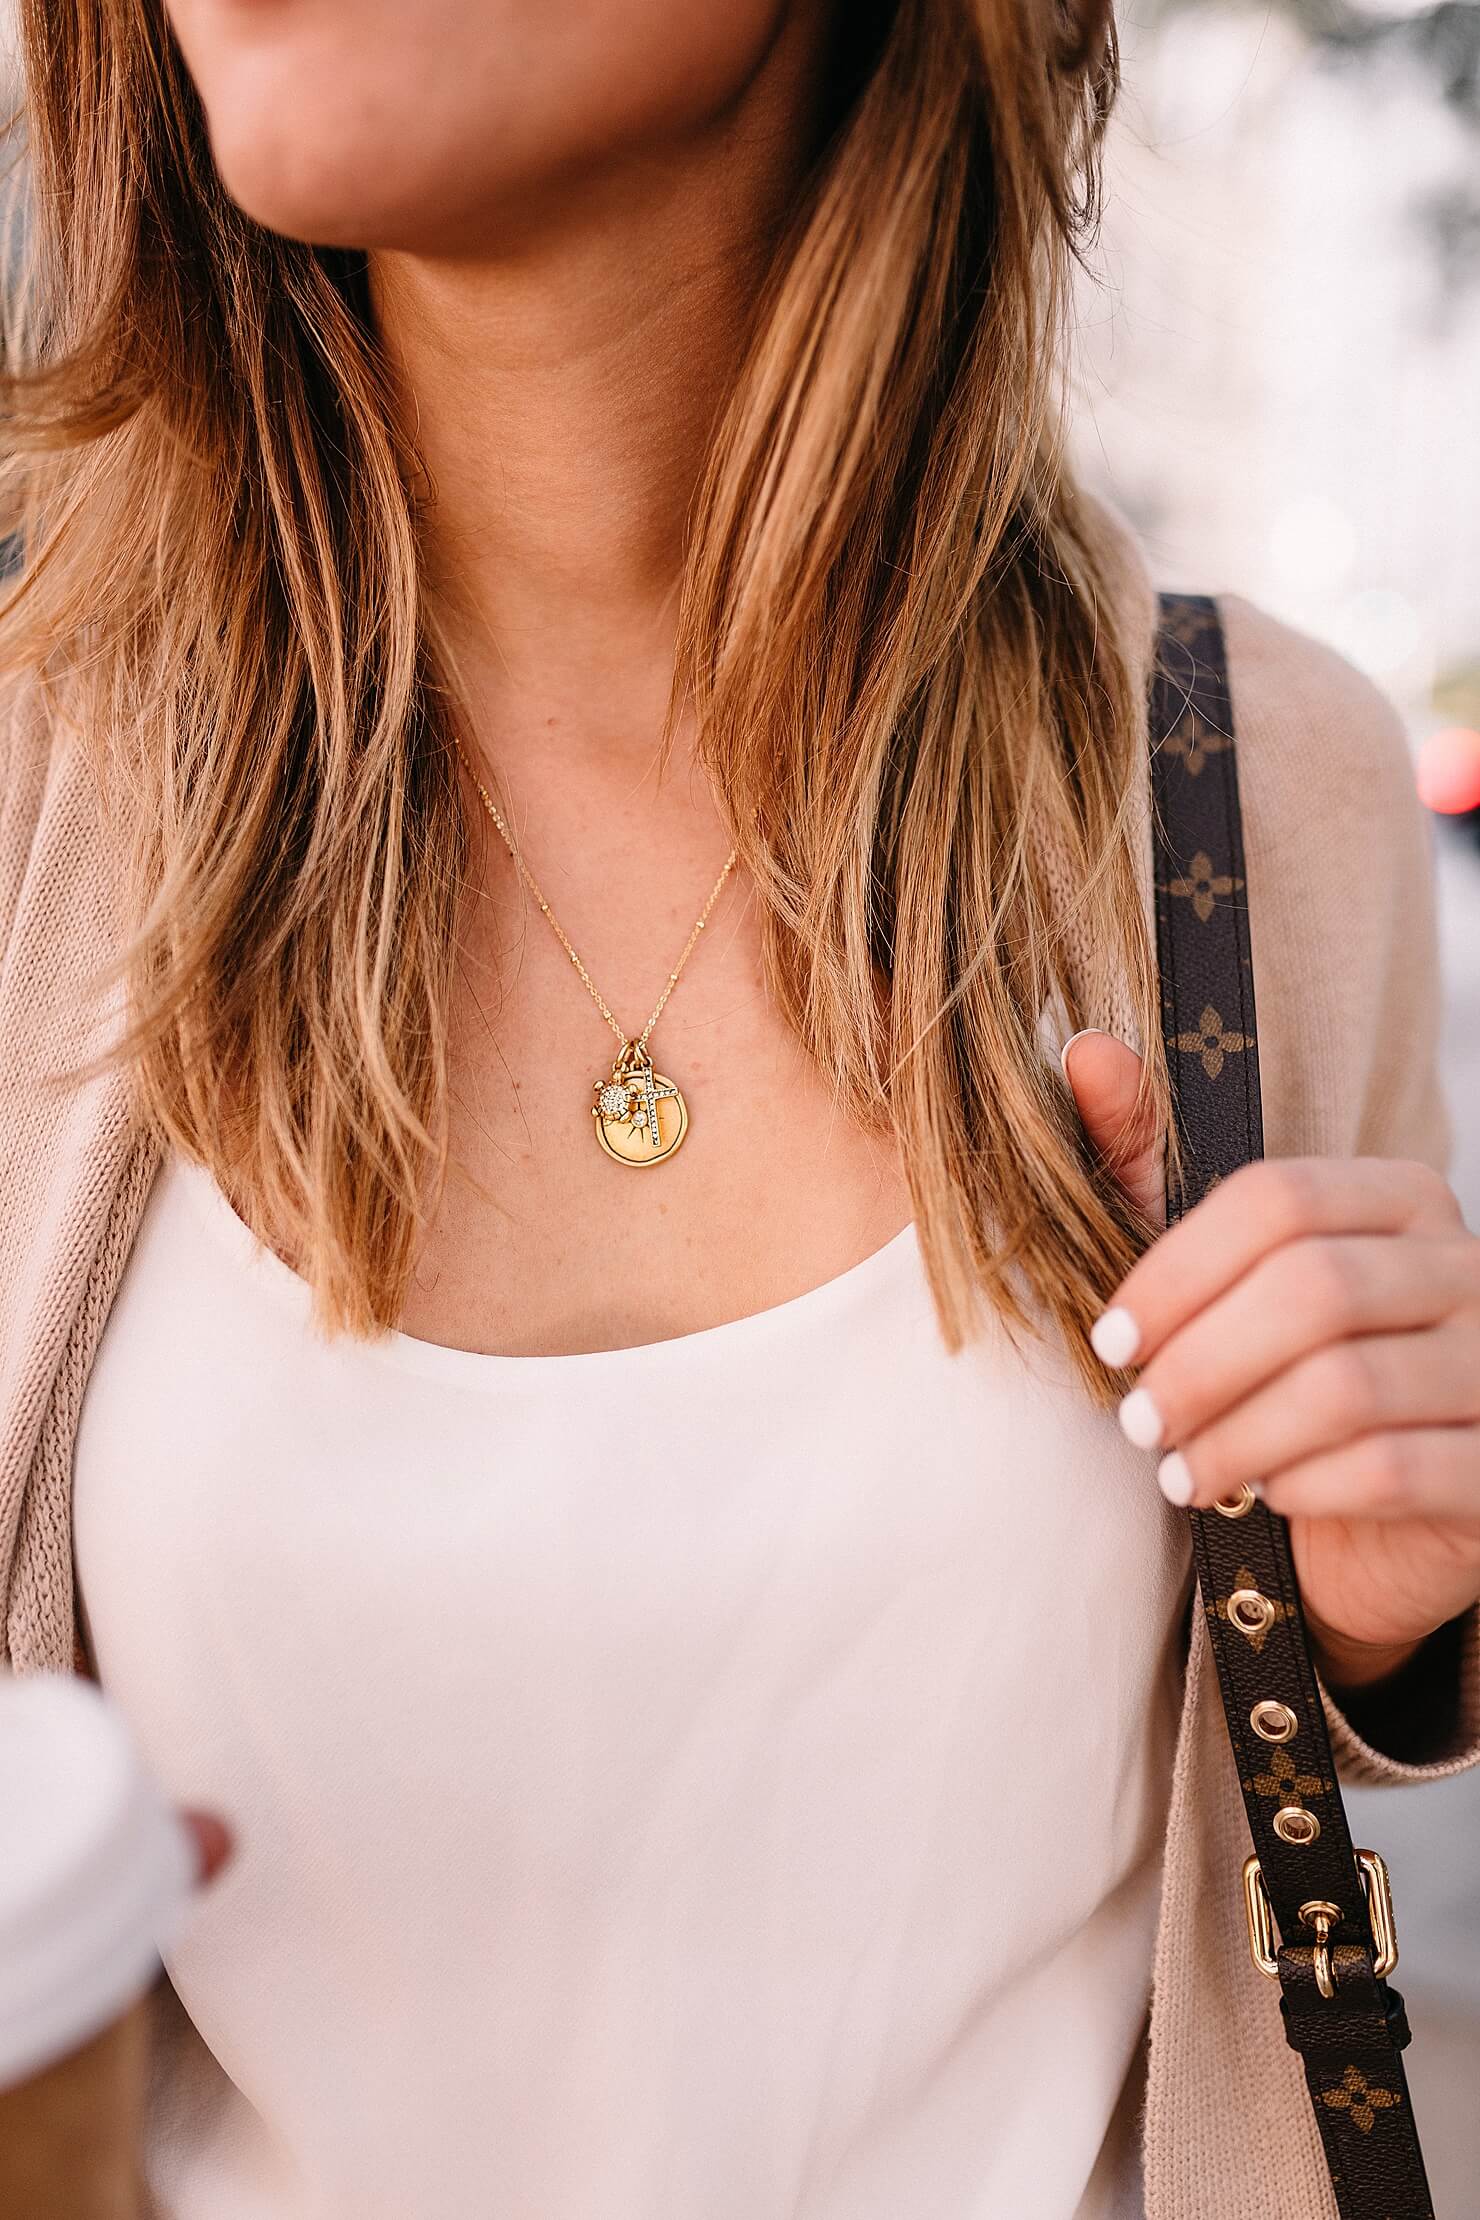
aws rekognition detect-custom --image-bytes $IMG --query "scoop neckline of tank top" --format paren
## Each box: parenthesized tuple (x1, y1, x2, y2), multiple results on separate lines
(170, 1151, 921, 1384)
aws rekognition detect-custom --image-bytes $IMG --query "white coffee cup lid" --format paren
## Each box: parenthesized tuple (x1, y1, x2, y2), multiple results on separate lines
(0, 1671, 196, 2087)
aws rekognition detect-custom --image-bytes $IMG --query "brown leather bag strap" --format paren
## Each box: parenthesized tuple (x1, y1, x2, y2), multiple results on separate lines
(1149, 593, 1435, 2220)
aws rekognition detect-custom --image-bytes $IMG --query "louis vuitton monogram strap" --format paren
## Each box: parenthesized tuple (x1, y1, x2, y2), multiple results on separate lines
(1149, 593, 1434, 2220)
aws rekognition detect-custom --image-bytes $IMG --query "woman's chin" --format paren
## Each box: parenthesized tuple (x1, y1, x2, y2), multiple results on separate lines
(205, 134, 411, 249)
(206, 134, 537, 257)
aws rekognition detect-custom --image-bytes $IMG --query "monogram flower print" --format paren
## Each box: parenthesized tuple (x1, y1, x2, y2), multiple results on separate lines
(1163, 715, 1233, 778)
(1319, 2067, 1402, 2135)
(1155, 599, 1217, 654)
(1206, 1565, 1295, 1655)
(1174, 1003, 1254, 1080)
(1244, 1743, 1327, 1810)
(1167, 850, 1242, 922)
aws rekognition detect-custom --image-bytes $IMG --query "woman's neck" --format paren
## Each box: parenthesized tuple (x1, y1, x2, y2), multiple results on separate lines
(368, 12, 833, 767)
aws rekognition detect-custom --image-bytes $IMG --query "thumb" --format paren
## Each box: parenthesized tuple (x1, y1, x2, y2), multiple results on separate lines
(1061, 1029, 1165, 1229)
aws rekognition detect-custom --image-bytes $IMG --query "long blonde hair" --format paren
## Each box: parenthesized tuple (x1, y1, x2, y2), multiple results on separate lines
(3, 0, 1164, 1397)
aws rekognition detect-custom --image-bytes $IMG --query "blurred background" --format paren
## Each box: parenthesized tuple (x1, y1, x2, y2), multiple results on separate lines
(1074, 2, 1480, 2204)
(0, 0, 1474, 2203)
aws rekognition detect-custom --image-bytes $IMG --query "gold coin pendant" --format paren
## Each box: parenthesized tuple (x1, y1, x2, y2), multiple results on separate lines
(592, 1056, 689, 1168)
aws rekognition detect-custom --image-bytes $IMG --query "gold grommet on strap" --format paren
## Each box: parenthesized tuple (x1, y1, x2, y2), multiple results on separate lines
(1228, 1587, 1277, 1640)
(1213, 1484, 1256, 1520)
(1300, 1900, 1342, 2001)
(1250, 1700, 1298, 1744)
(1273, 1806, 1321, 1846)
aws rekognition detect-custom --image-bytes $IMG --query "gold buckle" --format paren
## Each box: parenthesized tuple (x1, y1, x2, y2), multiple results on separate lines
(1242, 1847, 1398, 1987)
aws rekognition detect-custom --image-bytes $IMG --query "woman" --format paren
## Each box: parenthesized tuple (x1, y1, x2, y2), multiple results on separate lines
(2, 0, 1477, 2214)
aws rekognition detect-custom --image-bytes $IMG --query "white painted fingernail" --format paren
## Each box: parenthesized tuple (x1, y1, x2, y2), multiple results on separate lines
(1119, 1386, 1165, 1450)
(1158, 1452, 1194, 1506)
(1059, 1028, 1111, 1083)
(1090, 1305, 1141, 1367)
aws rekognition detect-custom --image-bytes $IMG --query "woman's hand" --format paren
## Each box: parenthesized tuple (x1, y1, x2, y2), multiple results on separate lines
(1064, 1030, 1480, 1690)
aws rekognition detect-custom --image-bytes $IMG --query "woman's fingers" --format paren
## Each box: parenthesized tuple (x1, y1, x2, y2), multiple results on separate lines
(1155, 1324, 1480, 1509)
(1094, 1156, 1462, 1370)
(180, 1808, 233, 1885)
(1255, 1428, 1480, 1525)
(1113, 1232, 1477, 1452)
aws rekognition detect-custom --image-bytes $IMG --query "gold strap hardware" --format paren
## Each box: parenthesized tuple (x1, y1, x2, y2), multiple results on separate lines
(1212, 1483, 1257, 1520)
(1298, 1900, 1342, 1999)
(1227, 1586, 1277, 1639)
(1242, 1847, 1399, 1989)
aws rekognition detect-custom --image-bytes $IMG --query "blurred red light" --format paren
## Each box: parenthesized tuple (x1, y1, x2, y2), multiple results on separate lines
(1416, 727, 1480, 815)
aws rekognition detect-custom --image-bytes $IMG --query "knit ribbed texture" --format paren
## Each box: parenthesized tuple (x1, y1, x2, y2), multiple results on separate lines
(2, 503, 1476, 2218)
(1, 685, 149, 1673)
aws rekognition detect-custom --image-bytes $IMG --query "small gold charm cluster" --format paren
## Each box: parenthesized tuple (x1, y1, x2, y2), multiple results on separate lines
(453, 737, 737, 1166)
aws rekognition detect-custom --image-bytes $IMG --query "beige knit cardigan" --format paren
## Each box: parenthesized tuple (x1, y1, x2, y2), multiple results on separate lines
(3, 520, 1478, 2219)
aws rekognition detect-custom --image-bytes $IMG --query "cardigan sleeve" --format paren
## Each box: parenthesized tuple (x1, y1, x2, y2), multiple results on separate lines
(1219, 591, 1480, 1781)
(1, 680, 145, 1676)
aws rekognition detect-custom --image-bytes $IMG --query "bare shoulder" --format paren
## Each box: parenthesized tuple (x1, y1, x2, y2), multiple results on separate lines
(1214, 593, 1447, 1170)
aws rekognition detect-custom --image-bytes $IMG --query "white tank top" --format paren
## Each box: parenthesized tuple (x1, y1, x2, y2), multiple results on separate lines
(72, 1150, 1190, 2220)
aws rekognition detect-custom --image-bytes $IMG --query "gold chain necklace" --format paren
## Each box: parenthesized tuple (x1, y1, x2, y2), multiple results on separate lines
(456, 739, 737, 1168)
